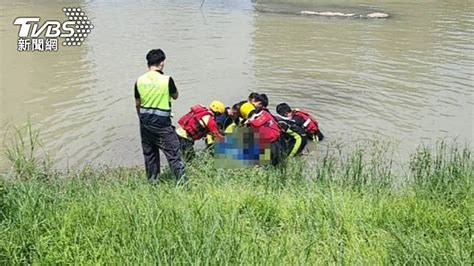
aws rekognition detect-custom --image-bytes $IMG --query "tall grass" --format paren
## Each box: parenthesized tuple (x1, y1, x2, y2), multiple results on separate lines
(0, 125, 472, 264)
(2, 121, 53, 180)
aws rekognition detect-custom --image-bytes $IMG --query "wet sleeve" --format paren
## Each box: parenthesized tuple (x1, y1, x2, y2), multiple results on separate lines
(207, 117, 224, 139)
(134, 82, 140, 99)
(168, 77, 177, 95)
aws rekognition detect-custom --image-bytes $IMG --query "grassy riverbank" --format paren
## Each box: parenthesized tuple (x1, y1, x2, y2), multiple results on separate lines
(0, 126, 472, 264)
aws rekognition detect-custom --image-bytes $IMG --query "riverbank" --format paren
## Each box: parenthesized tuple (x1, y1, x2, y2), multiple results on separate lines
(0, 128, 472, 264)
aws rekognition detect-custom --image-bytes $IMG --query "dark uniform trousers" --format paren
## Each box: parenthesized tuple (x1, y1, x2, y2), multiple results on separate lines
(178, 136, 195, 162)
(270, 136, 287, 166)
(140, 122, 185, 181)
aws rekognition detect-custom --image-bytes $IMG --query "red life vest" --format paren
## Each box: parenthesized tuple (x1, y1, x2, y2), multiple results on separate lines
(293, 110, 319, 134)
(247, 110, 282, 144)
(178, 105, 214, 140)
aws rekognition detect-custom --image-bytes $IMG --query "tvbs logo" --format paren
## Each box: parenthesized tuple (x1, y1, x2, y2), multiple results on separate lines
(14, 7, 94, 52)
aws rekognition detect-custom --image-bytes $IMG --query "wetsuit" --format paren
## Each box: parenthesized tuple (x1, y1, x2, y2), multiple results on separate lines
(275, 115, 308, 157)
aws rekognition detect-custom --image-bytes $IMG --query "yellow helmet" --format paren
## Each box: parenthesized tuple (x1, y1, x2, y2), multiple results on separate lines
(209, 100, 225, 114)
(240, 102, 255, 119)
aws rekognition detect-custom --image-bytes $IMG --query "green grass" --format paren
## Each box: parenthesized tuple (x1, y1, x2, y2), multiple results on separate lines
(0, 126, 472, 264)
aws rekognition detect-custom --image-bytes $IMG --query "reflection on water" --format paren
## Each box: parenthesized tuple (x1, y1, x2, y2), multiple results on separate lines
(0, 0, 473, 169)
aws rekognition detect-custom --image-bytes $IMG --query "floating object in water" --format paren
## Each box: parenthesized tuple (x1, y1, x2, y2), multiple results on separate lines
(366, 12, 390, 18)
(301, 11, 355, 17)
(300, 10, 390, 19)
(254, 3, 391, 19)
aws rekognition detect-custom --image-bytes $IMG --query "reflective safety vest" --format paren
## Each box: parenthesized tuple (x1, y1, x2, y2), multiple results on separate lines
(247, 110, 282, 144)
(178, 105, 214, 140)
(293, 110, 319, 134)
(137, 71, 171, 116)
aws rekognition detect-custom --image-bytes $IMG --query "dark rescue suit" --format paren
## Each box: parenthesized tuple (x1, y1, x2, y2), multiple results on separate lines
(275, 116, 308, 157)
(135, 70, 185, 181)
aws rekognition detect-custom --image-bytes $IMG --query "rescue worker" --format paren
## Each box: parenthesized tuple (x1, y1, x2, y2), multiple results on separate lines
(205, 104, 241, 149)
(134, 49, 185, 182)
(275, 115, 308, 157)
(252, 95, 307, 157)
(216, 106, 239, 133)
(251, 93, 269, 111)
(232, 100, 248, 126)
(276, 103, 324, 142)
(176, 101, 225, 160)
(240, 102, 284, 166)
(248, 92, 259, 102)
(205, 106, 235, 146)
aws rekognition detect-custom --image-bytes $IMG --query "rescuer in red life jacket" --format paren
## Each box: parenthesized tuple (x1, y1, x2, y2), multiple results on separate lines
(248, 92, 259, 102)
(176, 101, 225, 160)
(249, 93, 269, 112)
(276, 103, 324, 142)
(240, 102, 284, 166)
(251, 94, 308, 157)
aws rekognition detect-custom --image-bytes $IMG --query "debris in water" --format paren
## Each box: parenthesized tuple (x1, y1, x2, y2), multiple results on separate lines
(366, 12, 390, 18)
(300, 10, 390, 19)
(301, 11, 355, 17)
(253, 3, 391, 19)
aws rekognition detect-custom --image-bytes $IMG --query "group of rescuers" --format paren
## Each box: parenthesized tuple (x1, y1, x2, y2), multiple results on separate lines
(135, 49, 324, 182)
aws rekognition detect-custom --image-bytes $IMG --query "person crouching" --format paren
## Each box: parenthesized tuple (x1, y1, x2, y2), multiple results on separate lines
(275, 115, 308, 157)
(239, 102, 284, 166)
(276, 103, 324, 142)
(176, 101, 225, 160)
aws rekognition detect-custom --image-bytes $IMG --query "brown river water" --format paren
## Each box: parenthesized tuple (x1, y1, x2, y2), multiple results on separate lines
(0, 0, 473, 170)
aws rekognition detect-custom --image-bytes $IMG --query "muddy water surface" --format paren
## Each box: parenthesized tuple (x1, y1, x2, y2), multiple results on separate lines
(0, 0, 472, 169)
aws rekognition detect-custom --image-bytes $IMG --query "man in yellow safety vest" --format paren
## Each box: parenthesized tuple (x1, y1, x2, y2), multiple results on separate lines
(134, 49, 185, 183)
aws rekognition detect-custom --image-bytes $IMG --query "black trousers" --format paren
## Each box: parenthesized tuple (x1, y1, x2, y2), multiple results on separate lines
(140, 123, 185, 181)
(270, 136, 286, 166)
(286, 135, 308, 156)
(178, 136, 195, 162)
